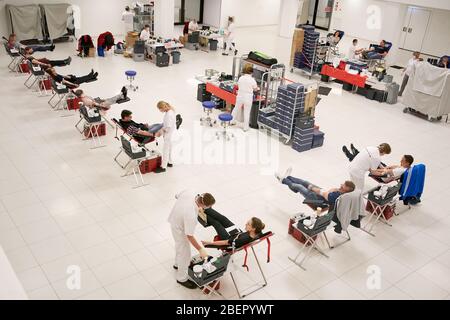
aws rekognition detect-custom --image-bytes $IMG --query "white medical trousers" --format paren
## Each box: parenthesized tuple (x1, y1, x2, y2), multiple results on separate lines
(232, 94, 253, 131)
(349, 172, 365, 192)
(224, 36, 235, 53)
(171, 225, 191, 282)
(161, 132, 173, 169)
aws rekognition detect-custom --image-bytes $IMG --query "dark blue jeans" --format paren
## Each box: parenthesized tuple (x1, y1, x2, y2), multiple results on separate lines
(367, 51, 383, 60)
(282, 176, 326, 202)
(30, 45, 53, 52)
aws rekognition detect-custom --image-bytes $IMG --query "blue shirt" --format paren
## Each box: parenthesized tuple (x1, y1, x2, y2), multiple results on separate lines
(327, 191, 342, 210)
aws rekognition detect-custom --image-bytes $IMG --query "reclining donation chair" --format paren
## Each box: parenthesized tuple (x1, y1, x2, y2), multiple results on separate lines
(75, 104, 106, 149)
(3, 41, 22, 73)
(399, 164, 426, 206)
(48, 80, 74, 115)
(200, 216, 274, 299)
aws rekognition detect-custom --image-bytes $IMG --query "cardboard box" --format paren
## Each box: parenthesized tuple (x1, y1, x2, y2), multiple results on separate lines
(88, 47, 96, 57)
(290, 28, 304, 67)
(126, 32, 139, 49)
(304, 88, 318, 113)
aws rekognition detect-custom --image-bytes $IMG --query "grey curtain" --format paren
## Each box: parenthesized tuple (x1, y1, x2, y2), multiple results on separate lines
(5, 4, 43, 40)
(40, 4, 71, 40)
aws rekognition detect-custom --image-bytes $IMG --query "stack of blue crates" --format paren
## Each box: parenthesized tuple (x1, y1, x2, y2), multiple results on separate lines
(258, 106, 278, 129)
(293, 25, 320, 71)
(292, 116, 315, 153)
(312, 129, 325, 148)
(274, 84, 305, 136)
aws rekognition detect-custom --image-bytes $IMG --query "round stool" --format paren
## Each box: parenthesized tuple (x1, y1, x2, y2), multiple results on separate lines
(216, 113, 234, 141)
(200, 101, 216, 127)
(125, 70, 138, 91)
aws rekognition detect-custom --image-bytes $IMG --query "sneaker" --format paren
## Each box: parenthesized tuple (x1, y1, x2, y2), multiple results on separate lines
(275, 166, 292, 183)
(176, 114, 183, 130)
(177, 279, 197, 290)
(167, 163, 173, 168)
(154, 167, 166, 174)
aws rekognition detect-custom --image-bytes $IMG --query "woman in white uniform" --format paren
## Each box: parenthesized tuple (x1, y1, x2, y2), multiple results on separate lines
(232, 64, 258, 132)
(222, 16, 237, 56)
(122, 6, 134, 35)
(155, 101, 176, 173)
(168, 191, 215, 289)
(348, 143, 391, 191)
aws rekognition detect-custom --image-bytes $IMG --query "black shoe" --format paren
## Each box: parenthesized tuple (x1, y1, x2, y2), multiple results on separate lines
(334, 226, 342, 234)
(177, 279, 197, 289)
(50, 45, 55, 52)
(121, 86, 128, 99)
(222, 52, 229, 56)
(234, 50, 238, 56)
(89, 69, 94, 75)
(167, 163, 173, 168)
(350, 143, 358, 155)
(176, 114, 183, 130)
(342, 146, 353, 161)
(66, 56, 72, 65)
(154, 167, 166, 174)
(93, 72, 98, 78)
(173, 265, 178, 270)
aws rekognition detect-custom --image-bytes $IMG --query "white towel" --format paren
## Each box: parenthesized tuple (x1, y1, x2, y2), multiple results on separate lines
(413, 62, 449, 97)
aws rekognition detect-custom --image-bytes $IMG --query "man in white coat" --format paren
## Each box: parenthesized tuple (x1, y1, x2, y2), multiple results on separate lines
(122, 6, 135, 36)
(168, 191, 215, 289)
(348, 143, 391, 191)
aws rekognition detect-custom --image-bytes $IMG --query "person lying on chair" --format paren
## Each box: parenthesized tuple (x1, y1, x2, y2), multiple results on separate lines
(370, 155, 414, 183)
(201, 211, 266, 249)
(360, 40, 389, 60)
(6, 34, 55, 53)
(74, 87, 128, 111)
(45, 67, 98, 89)
(24, 47, 71, 68)
(276, 167, 356, 211)
(119, 109, 163, 144)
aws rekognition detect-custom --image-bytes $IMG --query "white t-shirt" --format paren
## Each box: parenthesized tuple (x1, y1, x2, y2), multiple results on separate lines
(404, 58, 417, 76)
(349, 146, 381, 177)
(168, 190, 198, 236)
(237, 74, 257, 96)
(348, 45, 357, 60)
(140, 29, 150, 41)
(163, 109, 176, 136)
(122, 11, 134, 25)
(188, 21, 199, 33)
(226, 22, 235, 40)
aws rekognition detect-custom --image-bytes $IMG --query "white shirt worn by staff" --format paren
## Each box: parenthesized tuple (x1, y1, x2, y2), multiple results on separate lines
(404, 57, 418, 77)
(348, 146, 381, 190)
(168, 190, 199, 282)
(140, 28, 151, 41)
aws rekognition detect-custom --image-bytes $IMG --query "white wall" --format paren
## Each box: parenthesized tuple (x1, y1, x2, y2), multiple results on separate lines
(378, 0, 450, 11)
(203, 0, 221, 27)
(154, 0, 174, 38)
(416, 8, 450, 56)
(185, 0, 201, 21)
(0, 0, 131, 39)
(220, 0, 281, 28)
(278, 0, 299, 38)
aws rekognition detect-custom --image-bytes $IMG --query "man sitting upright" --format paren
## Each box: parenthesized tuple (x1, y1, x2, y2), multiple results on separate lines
(361, 40, 389, 60)
(119, 110, 163, 145)
(275, 167, 355, 211)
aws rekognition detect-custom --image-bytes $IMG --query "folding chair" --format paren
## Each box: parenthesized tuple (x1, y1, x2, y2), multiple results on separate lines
(361, 183, 402, 237)
(4, 43, 21, 73)
(75, 104, 106, 149)
(288, 211, 333, 270)
(114, 136, 160, 188)
(203, 223, 273, 299)
(48, 80, 74, 116)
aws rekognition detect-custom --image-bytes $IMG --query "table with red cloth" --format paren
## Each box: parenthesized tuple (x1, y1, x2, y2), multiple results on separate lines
(321, 64, 367, 88)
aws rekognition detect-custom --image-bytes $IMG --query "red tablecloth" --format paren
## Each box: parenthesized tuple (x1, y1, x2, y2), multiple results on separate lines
(321, 65, 367, 88)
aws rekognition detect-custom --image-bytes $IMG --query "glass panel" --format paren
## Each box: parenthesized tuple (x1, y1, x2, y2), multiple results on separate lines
(174, 0, 183, 24)
(307, 0, 315, 25)
(184, 0, 201, 22)
(315, 0, 334, 29)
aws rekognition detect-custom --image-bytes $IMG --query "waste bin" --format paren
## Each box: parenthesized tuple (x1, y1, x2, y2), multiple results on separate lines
(209, 39, 218, 51)
(171, 51, 181, 64)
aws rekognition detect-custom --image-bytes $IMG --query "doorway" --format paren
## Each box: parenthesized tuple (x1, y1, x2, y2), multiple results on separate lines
(306, 0, 334, 30)
(174, 0, 204, 25)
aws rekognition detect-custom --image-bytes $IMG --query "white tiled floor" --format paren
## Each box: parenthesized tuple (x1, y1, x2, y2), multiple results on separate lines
(0, 25, 449, 300)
